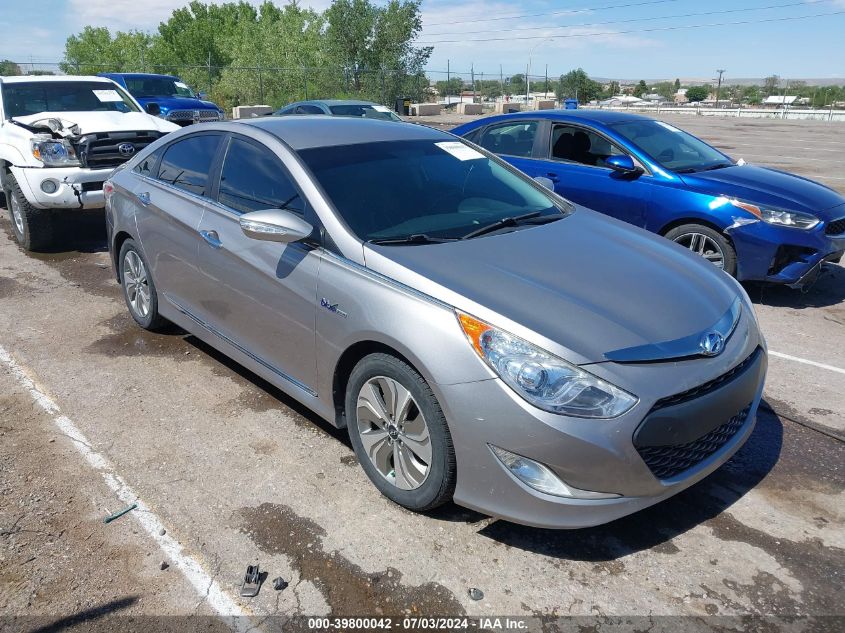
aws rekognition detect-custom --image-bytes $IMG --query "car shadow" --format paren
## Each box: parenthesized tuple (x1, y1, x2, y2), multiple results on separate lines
(28, 596, 139, 632)
(0, 206, 108, 255)
(475, 404, 783, 560)
(743, 263, 845, 309)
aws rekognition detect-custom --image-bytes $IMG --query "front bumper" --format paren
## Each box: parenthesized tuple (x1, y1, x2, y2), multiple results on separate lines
(729, 218, 845, 285)
(435, 321, 766, 529)
(12, 165, 113, 210)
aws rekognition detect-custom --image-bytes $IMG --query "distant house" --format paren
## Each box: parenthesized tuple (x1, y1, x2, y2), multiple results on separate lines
(762, 95, 798, 107)
(674, 88, 688, 104)
(642, 93, 667, 103)
(599, 95, 646, 107)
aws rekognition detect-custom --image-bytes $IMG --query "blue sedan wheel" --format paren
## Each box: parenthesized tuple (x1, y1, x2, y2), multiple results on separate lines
(665, 224, 737, 276)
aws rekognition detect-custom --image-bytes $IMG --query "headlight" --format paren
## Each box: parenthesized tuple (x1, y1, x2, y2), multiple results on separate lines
(31, 138, 80, 167)
(457, 312, 638, 418)
(728, 199, 819, 229)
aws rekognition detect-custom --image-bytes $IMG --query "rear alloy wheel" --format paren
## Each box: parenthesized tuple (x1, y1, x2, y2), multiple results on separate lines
(346, 353, 455, 511)
(665, 223, 737, 277)
(119, 239, 168, 331)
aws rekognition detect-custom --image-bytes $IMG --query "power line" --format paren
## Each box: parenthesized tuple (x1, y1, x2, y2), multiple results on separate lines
(418, 9, 845, 45)
(424, 0, 686, 28)
(423, 0, 834, 38)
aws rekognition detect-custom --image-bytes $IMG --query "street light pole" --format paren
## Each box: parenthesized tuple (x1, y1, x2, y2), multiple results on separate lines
(716, 69, 725, 106)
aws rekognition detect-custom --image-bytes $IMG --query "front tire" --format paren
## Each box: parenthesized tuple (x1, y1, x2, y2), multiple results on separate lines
(5, 176, 55, 252)
(345, 353, 456, 512)
(119, 239, 168, 331)
(665, 223, 737, 277)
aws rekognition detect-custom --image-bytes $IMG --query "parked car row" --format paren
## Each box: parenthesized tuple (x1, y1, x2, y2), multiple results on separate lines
(2, 74, 841, 529)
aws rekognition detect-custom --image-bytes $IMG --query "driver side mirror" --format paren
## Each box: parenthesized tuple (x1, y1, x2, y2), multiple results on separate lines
(197, 91, 208, 100)
(606, 155, 643, 176)
(145, 102, 161, 116)
(239, 209, 313, 243)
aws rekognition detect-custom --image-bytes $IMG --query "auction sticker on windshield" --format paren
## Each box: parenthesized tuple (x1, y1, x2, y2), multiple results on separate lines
(92, 89, 123, 103)
(436, 141, 484, 161)
(373, 105, 392, 113)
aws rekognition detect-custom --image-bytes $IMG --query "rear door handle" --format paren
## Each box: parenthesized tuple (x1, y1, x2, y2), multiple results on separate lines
(200, 230, 222, 249)
(135, 191, 151, 206)
(545, 173, 560, 183)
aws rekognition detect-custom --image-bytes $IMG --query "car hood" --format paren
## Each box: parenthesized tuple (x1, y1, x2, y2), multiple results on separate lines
(12, 111, 177, 135)
(680, 164, 845, 218)
(138, 96, 221, 111)
(364, 209, 740, 365)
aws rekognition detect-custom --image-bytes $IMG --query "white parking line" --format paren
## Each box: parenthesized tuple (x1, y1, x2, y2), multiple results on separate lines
(769, 350, 845, 376)
(0, 344, 250, 628)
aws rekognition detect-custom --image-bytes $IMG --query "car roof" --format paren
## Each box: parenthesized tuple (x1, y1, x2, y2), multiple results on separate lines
(0, 75, 117, 84)
(244, 116, 450, 150)
(485, 109, 651, 126)
(100, 73, 179, 80)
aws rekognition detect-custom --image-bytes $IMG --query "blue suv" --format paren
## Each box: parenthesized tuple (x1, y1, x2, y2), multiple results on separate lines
(452, 111, 845, 286)
(99, 73, 224, 126)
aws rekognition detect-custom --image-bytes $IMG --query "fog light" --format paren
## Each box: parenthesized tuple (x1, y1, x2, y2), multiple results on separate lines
(489, 445, 619, 499)
(40, 180, 58, 194)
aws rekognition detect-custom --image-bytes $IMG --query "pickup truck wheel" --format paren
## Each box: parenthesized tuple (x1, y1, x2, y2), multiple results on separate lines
(119, 239, 168, 331)
(6, 176, 55, 252)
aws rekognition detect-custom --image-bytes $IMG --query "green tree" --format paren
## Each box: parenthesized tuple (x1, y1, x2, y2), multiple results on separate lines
(673, 78, 681, 90)
(763, 74, 780, 96)
(508, 73, 526, 97)
(686, 85, 709, 102)
(434, 77, 463, 97)
(0, 60, 22, 76)
(556, 68, 601, 102)
(632, 79, 648, 98)
(651, 81, 675, 99)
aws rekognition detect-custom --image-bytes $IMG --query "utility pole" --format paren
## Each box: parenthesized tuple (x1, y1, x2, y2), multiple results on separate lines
(715, 69, 725, 106)
(525, 62, 530, 107)
(500, 64, 504, 103)
(446, 59, 450, 106)
(471, 64, 476, 103)
(544, 64, 548, 99)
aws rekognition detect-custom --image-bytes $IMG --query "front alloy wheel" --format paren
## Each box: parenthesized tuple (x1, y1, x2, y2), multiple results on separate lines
(664, 223, 737, 277)
(672, 232, 726, 268)
(356, 376, 432, 490)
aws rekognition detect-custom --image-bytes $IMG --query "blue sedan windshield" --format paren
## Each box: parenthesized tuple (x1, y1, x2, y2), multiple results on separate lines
(299, 140, 568, 242)
(610, 119, 732, 173)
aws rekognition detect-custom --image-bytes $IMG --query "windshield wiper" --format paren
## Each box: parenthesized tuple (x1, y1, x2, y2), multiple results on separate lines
(460, 211, 562, 240)
(699, 162, 734, 172)
(368, 233, 459, 246)
(676, 162, 733, 174)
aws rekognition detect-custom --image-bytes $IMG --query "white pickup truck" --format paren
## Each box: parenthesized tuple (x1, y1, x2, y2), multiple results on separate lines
(0, 75, 179, 250)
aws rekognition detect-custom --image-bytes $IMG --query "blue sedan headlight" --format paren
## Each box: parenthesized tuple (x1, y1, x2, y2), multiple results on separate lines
(728, 198, 820, 230)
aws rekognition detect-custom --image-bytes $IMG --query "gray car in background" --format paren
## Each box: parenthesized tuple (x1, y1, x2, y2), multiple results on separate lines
(104, 117, 767, 528)
(273, 99, 403, 121)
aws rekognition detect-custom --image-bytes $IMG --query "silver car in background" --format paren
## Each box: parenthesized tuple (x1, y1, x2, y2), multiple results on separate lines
(104, 117, 767, 529)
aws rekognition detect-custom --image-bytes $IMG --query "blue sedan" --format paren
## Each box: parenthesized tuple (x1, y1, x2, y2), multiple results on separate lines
(451, 111, 845, 286)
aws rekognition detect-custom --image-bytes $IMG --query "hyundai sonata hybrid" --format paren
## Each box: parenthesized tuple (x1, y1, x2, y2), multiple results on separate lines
(452, 111, 845, 287)
(105, 117, 767, 528)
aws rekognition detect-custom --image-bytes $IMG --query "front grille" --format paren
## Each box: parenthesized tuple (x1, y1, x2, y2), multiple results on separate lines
(165, 109, 222, 125)
(76, 131, 163, 170)
(651, 348, 761, 411)
(825, 217, 845, 236)
(636, 406, 750, 480)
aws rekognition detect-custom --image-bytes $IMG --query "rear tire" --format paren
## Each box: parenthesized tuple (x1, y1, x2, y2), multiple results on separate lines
(345, 353, 456, 512)
(665, 223, 737, 277)
(119, 239, 169, 332)
(5, 176, 55, 252)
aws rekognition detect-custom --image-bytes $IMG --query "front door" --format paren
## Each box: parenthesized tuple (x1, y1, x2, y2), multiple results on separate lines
(540, 123, 651, 228)
(194, 134, 321, 393)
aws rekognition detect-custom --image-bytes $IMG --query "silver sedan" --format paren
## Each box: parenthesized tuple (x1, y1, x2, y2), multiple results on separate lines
(104, 117, 767, 528)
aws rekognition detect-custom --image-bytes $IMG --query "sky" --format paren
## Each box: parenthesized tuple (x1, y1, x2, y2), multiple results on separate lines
(2, 0, 845, 82)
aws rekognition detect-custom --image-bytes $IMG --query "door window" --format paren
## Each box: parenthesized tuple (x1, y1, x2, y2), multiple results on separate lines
(157, 134, 221, 197)
(134, 148, 163, 178)
(218, 137, 305, 215)
(478, 121, 538, 157)
(295, 104, 324, 114)
(551, 124, 626, 168)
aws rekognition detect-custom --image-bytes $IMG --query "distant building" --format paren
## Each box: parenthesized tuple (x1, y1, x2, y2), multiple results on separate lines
(762, 95, 798, 107)
(642, 93, 667, 103)
(674, 88, 688, 104)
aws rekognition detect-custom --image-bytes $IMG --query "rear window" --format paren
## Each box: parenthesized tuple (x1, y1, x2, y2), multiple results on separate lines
(1, 81, 139, 118)
(157, 135, 221, 197)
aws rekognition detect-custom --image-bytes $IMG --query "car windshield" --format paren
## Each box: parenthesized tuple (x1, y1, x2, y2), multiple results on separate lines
(609, 119, 732, 173)
(2, 81, 140, 118)
(124, 77, 195, 99)
(329, 104, 401, 122)
(299, 139, 569, 242)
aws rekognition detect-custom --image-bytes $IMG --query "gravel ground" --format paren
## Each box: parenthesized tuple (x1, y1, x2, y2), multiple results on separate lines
(0, 115, 844, 631)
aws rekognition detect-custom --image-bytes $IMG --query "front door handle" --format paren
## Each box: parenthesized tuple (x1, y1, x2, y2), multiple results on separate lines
(545, 172, 560, 183)
(136, 191, 151, 206)
(200, 230, 222, 249)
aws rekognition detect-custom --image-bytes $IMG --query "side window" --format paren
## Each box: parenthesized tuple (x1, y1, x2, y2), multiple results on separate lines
(157, 135, 221, 197)
(461, 127, 484, 144)
(478, 121, 538, 158)
(551, 124, 626, 168)
(133, 148, 163, 178)
(296, 104, 324, 114)
(218, 137, 305, 215)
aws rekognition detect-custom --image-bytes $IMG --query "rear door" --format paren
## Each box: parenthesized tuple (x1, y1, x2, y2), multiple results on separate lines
(540, 122, 650, 227)
(132, 133, 223, 310)
(474, 119, 543, 176)
(194, 134, 321, 393)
